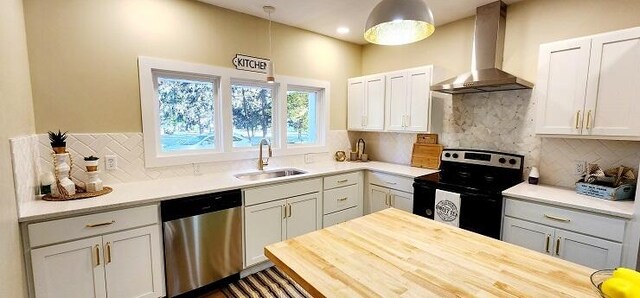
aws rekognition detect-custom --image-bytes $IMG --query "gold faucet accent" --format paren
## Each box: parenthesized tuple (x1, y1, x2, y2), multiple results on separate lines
(258, 138, 272, 170)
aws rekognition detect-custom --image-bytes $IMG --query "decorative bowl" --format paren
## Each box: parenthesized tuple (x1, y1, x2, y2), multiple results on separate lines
(590, 269, 614, 298)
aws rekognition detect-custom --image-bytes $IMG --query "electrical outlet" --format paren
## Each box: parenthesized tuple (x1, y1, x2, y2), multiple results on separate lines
(105, 155, 118, 170)
(304, 154, 313, 164)
(574, 160, 586, 176)
(193, 163, 202, 176)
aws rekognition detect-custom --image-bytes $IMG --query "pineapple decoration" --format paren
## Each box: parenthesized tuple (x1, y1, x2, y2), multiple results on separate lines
(48, 130, 76, 197)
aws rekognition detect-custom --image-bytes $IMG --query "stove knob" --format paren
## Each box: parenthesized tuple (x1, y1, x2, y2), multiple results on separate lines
(452, 153, 459, 159)
(509, 159, 517, 165)
(444, 153, 451, 158)
(498, 158, 506, 163)
(425, 209, 433, 216)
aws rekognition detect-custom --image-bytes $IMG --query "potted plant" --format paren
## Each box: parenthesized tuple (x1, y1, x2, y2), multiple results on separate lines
(84, 155, 99, 172)
(48, 130, 68, 154)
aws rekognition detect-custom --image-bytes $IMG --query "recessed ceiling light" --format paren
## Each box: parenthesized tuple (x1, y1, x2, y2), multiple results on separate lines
(337, 27, 350, 34)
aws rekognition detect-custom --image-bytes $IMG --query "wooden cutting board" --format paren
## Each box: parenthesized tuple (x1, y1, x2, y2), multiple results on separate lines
(411, 143, 443, 169)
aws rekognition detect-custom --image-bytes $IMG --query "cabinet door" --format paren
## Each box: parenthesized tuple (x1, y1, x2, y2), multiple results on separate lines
(385, 71, 408, 131)
(368, 185, 390, 214)
(245, 200, 285, 267)
(31, 236, 107, 298)
(585, 28, 640, 137)
(554, 229, 622, 269)
(535, 38, 591, 135)
(406, 67, 431, 132)
(391, 189, 413, 213)
(502, 217, 554, 255)
(347, 77, 365, 130)
(364, 75, 386, 130)
(286, 193, 320, 239)
(103, 225, 165, 298)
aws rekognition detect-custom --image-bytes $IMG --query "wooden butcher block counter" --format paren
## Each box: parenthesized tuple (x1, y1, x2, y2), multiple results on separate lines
(265, 208, 598, 297)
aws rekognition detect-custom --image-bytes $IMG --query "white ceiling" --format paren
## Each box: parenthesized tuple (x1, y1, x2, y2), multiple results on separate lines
(199, 0, 523, 44)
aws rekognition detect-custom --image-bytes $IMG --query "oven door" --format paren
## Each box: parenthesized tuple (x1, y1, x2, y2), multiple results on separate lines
(458, 192, 502, 239)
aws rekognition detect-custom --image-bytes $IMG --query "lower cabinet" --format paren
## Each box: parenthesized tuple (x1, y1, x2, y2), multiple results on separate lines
(31, 225, 164, 298)
(368, 185, 414, 214)
(322, 172, 364, 228)
(502, 200, 624, 269)
(244, 179, 322, 268)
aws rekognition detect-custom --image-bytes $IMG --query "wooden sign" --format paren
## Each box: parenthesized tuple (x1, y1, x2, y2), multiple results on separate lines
(232, 54, 270, 74)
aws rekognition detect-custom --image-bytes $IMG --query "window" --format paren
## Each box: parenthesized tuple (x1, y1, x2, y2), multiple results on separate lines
(139, 57, 329, 168)
(287, 89, 318, 145)
(156, 75, 216, 152)
(231, 83, 274, 148)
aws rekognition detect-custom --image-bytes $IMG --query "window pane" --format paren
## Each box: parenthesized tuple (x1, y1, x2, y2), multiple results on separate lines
(157, 76, 215, 152)
(286, 90, 317, 145)
(231, 84, 273, 148)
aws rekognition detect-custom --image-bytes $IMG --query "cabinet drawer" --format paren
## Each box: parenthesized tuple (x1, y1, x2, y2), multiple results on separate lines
(504, 199, 625, 242)
(323, 184, 360, 215)
(323, 206, 361, 228)
(28, 204, 159, 248)
(245, 178, 322, 206)
(324, 172, 361, 190)
(368, 171, 413, 193)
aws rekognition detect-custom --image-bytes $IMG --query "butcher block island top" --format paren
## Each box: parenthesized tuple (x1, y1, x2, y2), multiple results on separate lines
(264, 208, 598, 297)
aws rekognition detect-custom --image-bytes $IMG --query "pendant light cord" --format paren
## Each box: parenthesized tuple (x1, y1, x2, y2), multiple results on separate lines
(268, 11, 273, 60)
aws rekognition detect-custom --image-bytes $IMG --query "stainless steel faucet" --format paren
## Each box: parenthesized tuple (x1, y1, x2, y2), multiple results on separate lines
(258, 138, 272, 170)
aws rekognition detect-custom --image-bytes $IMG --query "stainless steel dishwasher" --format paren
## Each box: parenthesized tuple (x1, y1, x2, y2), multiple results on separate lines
(161, 189, 242, 297)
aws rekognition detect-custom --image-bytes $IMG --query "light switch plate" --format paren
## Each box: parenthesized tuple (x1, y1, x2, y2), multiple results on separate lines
(304, 154, 313, 164)
(574, 160, 586, 176)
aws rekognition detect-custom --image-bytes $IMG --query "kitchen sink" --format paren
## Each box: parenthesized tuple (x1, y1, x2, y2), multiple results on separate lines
(234, 168, 307, 181)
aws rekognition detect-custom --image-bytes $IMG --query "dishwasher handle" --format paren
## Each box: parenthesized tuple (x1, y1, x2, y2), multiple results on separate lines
(161, 189, 242, 222)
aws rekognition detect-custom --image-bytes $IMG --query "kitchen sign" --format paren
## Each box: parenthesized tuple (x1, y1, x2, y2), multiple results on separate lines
(232, 54, 270, 74)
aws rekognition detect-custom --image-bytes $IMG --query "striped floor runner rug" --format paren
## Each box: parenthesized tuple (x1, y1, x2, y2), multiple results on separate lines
(208, 267, 311, 298)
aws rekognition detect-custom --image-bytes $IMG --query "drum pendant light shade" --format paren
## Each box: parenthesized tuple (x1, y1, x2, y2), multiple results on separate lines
(364, 0, 435, 45)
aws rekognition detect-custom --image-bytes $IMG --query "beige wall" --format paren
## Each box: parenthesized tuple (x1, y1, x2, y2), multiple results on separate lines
(24, 0, 362, 132)
(363, 0, 640, 82)
(0, 0, 36, 297)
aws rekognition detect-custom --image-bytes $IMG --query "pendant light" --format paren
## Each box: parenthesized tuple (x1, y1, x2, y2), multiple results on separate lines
(364, 0, 435, 46)
(264, 6, 276, 83)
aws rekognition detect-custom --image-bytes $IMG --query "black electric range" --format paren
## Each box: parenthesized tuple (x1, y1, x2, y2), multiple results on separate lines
(413, 149, 524, 239)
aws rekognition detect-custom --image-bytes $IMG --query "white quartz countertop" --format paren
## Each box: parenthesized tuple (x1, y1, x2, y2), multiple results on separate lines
(503, 182, 636, 219)
(19, 161, 437, 222)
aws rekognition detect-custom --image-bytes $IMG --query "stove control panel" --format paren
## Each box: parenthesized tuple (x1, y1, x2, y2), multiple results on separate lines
(441, 149, 523, 169)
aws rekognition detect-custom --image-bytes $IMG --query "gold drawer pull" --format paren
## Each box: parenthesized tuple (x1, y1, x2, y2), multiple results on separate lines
(105, 242, 112, 264)
(337, 197, 348, 202)
(385, 181, 397, 185)
(545, 234, 550, 253)
(337, 179, 349, 183)
(94, 244, 100, 267)
(86, 220, 115, 228)
(555, 237, 561, 256)
(544, 214, 570, 222)
(575, 110, 581, 129)
(586, 110, 592, 129)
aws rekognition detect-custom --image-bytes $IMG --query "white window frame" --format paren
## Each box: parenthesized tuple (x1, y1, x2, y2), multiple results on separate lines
(139, 56, 329, 168)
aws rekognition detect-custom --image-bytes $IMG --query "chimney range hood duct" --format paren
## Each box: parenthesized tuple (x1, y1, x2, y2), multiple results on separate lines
(431, 1, 533, 94)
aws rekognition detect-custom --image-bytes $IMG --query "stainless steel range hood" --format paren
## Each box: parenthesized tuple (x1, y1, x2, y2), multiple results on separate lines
(431, 1, 533, 94)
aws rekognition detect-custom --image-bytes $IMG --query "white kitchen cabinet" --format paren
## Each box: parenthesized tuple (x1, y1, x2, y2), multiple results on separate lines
(244, 179, 323, 267)
(536, 27, 640, 138)
(347, 75, 385, 131)
(28, 205, 165, 298)
(31, 236, 107, 298)
(366, 172, 415, 214)
(502, 199, 624, 268)
(385, 67, 434, 132)
(322, 172, 364, 228)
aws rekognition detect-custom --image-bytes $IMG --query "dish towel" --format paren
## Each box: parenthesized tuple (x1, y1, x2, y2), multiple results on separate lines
(434, 189, 461, 227)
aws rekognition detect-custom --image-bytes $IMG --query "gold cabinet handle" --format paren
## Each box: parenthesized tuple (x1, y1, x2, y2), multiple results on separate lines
(94, 244, 101, 267)
(555, 237, 561, 256)
(337, 197, 348, 202)
(385, 181, 397, 185)
(586, 110, 592, 129)
(86, 220, 115, 228)
(286, 203, 291, 218)
(545, 234, 550, 253)
(544, 214, 571, 222)
(337, 179, 349, 183)
(283, 205, 287, 219)
(105, 242, 112, 264)
(575, 110, 581, 129)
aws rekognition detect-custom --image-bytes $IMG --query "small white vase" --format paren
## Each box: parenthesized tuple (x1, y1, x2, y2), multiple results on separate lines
(54, 153, 76, 196)
(86, 171, 103, 192)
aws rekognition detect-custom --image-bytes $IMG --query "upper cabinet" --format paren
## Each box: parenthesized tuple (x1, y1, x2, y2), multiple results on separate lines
(348, 75, 385, 131)
(348, 65, 443, 133)
(535, 27, 640, 138)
